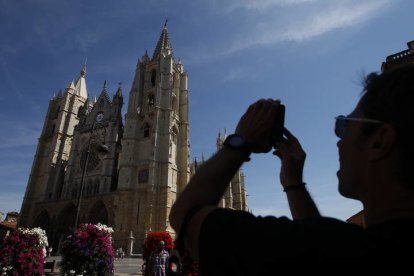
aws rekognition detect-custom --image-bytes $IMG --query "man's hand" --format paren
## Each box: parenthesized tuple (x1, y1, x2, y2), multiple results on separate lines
(273, 128, 306, 187)
(235, 99, 281, 153)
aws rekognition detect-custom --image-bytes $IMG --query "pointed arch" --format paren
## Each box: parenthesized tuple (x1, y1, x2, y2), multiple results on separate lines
(57, 203, 77, 229)
(51, 203, 77, 252)
(77, 106, 84, 117)
(33, 210, 50, 233)
(94, 178, 100, 194)
(88, 200, 108, 225)
(170, 125, 179, 163)
(171, 94, 178, 111)
(147, 93, 155, 107)
(151, 69, 157, 87)
(143, 122, 151, 138)
(171, 125, 179, 144)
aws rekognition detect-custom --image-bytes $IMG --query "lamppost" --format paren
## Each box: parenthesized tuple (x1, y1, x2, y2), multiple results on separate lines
(74, 121, 109, 229)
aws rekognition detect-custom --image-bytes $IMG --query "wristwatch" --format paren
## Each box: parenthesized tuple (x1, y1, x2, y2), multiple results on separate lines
(223, 134, 251, 161)
(223, 134, 248, 150)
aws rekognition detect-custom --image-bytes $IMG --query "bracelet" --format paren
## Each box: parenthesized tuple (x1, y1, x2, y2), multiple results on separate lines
(283, 182, 306, 192)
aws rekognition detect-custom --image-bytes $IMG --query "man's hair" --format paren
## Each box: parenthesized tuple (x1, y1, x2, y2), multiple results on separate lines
(360, 64, 414, 185)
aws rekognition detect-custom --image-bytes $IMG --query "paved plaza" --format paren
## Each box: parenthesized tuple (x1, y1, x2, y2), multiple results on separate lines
(45, 256, 144, 275)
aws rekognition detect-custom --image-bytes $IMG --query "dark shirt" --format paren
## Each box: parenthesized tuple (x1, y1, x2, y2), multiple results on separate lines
(199, 208, 414, 275)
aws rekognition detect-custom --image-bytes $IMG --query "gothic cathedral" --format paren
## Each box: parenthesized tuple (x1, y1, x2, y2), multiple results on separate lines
(19, 25, 247, 253)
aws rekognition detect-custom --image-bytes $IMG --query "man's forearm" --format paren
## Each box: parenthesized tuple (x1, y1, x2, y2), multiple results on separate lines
(169, 147, 250, 232)
(285, 188, 320, 219)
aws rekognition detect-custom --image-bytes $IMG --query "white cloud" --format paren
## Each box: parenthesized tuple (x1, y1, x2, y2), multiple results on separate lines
(190, 0, 391, 63)
(267, 0, 390, 43)
(225, 0, 317, 12)
(222, 66, 258, 82)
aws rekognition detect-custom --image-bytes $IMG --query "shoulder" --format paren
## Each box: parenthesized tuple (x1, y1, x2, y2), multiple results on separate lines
(200, 210, 370, 257)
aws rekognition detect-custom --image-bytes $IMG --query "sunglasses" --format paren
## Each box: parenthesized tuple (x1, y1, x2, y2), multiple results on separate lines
(334, 115, 384, 139)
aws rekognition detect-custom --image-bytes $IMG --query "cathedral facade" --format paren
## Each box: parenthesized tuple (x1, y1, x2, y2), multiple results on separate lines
(19, 25, 247, 253)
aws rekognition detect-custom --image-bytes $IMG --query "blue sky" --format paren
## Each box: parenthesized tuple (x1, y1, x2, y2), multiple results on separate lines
(0, 0, 412, 221)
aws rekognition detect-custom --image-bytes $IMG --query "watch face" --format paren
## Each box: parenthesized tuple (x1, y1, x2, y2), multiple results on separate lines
(224, 134, 247, 149)
(229, 135, 245, 146)
(96, 112, 104, 122)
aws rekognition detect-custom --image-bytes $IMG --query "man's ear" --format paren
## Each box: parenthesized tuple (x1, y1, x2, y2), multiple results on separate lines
(368, 124, 397, 161)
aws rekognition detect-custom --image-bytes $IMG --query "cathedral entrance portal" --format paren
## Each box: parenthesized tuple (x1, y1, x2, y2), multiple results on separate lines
(89, 200, 108, 225)
(53, 204, 76, 253)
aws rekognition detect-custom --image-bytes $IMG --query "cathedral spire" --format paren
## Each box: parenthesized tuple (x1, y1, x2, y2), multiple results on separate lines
(74, 64, 88, 99)
(152, 22, 172, 60)
(116, 82, 122, 97)
(103, 80, 107, 91)
(97, 80, 111, 104)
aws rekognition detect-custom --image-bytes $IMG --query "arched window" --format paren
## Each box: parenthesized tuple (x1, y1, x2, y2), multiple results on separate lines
(172, 96, 177, 111)
(77, 106, 83, 117)
(171, 127, 178, 144)
(151, 69, 156, 87)
(143, 123, 150, 138)
(170, 127, 179, 162)
(94, 179, 100, 194)
(148, 94, 155, 107)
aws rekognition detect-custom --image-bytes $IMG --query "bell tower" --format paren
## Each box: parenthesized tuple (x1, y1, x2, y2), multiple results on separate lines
(117, 23, 190, 244)
(19, 66, 89, 226)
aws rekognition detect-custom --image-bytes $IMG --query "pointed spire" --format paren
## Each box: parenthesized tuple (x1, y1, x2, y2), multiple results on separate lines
(68, 80, 76, 90)
(152, 23, 172, 60)
(141, 50, 149, 64)
(116, 82, 123, 97)
(98, 80, 111, 105)
(93, 95, 97, 104)
(80, 63, 86, 77)
(74, 64, 88, 99)
(113, 82, 123, 105)
(217, 128, 224, 150)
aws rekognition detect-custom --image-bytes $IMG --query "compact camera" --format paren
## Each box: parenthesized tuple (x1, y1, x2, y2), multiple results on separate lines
(270, 104, 285, 144)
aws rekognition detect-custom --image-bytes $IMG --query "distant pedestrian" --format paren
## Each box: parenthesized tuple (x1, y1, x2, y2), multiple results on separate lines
(47, 247, 52, 257)
(116, 247, 122, 260)
(147, 240, 169, 276)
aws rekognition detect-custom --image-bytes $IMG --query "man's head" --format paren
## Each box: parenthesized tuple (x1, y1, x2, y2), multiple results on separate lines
(360, 64, 414, 185)
(158, 240, 165, 250)
(337, 64, 414, 199)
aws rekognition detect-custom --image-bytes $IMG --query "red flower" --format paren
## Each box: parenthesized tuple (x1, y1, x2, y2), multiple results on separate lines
(0, 228, 47, 275)
(60, 223, 114, 275)
(142, 231, 174, 260)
